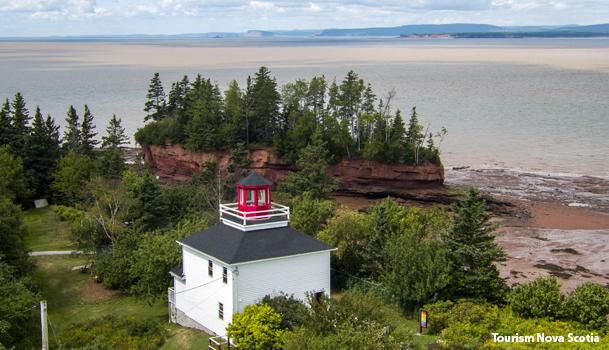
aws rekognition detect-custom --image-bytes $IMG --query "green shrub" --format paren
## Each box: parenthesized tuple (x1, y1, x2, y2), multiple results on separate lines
(134, 117, 181, 146)
(51, 205, 86, 223)
(227, 304, 285, 350)
(423, 300, 454, 335)
(508, 276, 563, 320)
(60, 316, 166, 350)
(261, 294, 308, 330)
(562, 282, 609, 330)
(290, 192, 336, 236)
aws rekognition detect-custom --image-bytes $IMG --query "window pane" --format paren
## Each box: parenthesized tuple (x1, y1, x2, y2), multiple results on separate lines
(218, 302, 224, 319)
(246, 190, 254, 204)
(258, 189, 266, 205)
(208, 260, 213, 277)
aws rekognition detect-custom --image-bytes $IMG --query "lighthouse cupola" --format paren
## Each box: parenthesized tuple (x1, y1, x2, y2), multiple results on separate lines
(219, 171, 290, 231)
(236, 171, 272, 214)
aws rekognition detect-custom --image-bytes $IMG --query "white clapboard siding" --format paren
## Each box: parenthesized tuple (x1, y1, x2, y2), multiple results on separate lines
(234, 251, 331, 312)
(175, 246, 234, 336)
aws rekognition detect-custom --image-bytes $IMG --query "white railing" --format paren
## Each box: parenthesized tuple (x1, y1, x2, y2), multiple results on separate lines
(209, 335, 236, 350)
(219, 202, 290, 231)
(168, 287, 176, 323)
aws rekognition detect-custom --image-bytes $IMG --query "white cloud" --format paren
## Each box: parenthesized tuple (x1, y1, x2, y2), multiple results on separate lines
(309, 2, 321, 12)
(1, 0, 608, 36)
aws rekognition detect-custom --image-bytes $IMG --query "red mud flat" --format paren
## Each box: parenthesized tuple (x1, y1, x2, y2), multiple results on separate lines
(498, 200, 609, 292)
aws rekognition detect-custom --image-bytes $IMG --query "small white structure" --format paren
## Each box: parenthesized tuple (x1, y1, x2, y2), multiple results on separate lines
(169, 172, 335, 339)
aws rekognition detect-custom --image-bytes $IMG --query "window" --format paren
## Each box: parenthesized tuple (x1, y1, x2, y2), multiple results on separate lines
(208, 260, 213, 277)
(257, 189, 266, 205)
(222, 267, 228, 284)
(246, 190, 254, 205)
(218, 302, 224, 320)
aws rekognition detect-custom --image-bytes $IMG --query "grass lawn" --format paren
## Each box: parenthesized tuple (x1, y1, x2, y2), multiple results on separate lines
(23, 207, 73, 251)
(33, 255, 209, 349)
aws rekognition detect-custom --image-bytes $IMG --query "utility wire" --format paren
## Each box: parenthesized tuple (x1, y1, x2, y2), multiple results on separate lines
(47, 316, 62, 350)
(0, 304, 38, 321)
(174, 271, 231, 295)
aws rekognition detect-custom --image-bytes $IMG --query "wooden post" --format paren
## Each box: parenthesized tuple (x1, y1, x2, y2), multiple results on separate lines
(40, 300, 48, 350)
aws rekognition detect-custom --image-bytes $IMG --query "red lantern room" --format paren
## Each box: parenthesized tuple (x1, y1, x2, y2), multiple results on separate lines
(236, 172, 273, 217)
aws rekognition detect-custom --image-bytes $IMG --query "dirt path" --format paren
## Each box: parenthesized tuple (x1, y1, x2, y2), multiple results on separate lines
(29, 250, 82, 257)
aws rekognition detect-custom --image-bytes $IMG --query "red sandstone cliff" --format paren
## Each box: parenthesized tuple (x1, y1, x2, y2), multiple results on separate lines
(142, 144, 445, 200)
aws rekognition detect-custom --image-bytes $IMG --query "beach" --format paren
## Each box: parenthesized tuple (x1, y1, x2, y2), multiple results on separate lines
(3, 41, 609, 73)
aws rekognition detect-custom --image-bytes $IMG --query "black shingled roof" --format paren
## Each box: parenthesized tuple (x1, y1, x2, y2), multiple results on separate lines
(178, 223, 333, 264)
(237, 171, 273, 186)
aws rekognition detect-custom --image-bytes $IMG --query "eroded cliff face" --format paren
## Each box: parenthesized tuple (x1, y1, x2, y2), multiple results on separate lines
(142, 144, 445, 199)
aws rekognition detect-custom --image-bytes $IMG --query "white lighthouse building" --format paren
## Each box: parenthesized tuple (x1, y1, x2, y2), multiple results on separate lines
(168, 172, 334, 340)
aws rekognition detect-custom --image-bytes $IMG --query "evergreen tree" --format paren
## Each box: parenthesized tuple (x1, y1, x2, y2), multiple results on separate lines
(0, 99, 12, 147)
(184, 76, 224, 151)
(133, 171, 168, 231)
(307, 76, 327, 126)
(405, 106, 424, 146)
(387, 110, 406, 162)
(10, 93, 30, 157)
(249, 66, 280, 144)
(101, 114, 128, 149)
(80, 105, 98, 157)
(243, 76, 253, 145)
(278, 131, 338, 199)
(144, 72, 167, 122)
(443, 188, 507, 302)
(223, 80, 244, 141)
(25, 107, 60, 198)
(405, 107, 425, 164)
(63, 105, 80, 153)
(338, 71, 365, 142)
(167, 75, 190, 117)
(100, 115, 128, 179)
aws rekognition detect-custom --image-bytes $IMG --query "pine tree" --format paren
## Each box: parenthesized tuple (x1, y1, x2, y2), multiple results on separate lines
(100, 115, 128, 179)
(405, 106, 424, 146)
(405, 107, 425, 164)
(306, 76, 327, 126)
(135, 171, 168, 231)
(167, 75, 190, 117)
(243, 76, 253, 145)
(443, 188, 508, 302)
(26, 107, 60, 198)
(10, 93, 30, 157)
(184, 75, 224, 151)
(249, 67, 280, 144)
(80, 105, 98, 157)
(224, 80, 244, 141)
(144, 72, 167, 122)
(387, 110, 406, 162)
(63, 105, 80, 153)
(278, 131, 338, 199)
(0, 98, 13, 146)
(101, 114, 128, 149)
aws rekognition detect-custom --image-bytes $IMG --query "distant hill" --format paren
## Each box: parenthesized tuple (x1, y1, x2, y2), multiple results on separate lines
(551, 23, 609, 33)
(318, 23, 502, 37)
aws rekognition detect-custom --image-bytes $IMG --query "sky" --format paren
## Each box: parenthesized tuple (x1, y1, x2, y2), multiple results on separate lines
(0, 0, 608, 37)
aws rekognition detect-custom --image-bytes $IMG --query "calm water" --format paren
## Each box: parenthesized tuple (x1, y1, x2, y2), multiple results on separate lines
(1, 38, 608, 177)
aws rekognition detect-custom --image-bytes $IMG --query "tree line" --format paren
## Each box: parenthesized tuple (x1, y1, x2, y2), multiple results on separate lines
(0, 93, 129, 206)
(136, 68, 446, 165)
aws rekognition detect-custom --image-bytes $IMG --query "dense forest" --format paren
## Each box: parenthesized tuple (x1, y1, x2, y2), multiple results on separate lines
(135, 68, 446, 165)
